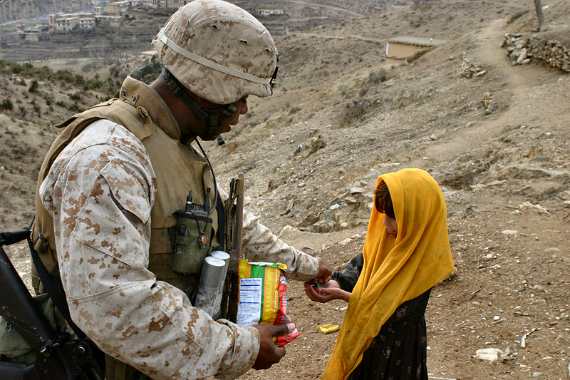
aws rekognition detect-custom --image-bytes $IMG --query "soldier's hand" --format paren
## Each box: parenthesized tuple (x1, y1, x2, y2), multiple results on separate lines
(252, 324, 288, 370)
(314, 260, 332, 284)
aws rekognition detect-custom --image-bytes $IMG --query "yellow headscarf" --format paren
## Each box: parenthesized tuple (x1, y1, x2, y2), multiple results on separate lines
(322, 168, 454, 380)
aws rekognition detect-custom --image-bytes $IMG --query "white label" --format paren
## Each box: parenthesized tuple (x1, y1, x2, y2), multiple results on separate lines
(237, 278, 263, 326)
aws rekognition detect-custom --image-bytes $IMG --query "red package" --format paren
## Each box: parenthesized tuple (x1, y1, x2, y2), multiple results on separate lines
(274, 275, 300, 346)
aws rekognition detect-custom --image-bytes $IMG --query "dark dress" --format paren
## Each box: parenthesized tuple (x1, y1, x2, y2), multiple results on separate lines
(331, 254, 431, 380)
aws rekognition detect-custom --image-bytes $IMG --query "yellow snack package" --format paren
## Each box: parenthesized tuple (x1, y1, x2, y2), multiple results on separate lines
(237, 260, 300, 346)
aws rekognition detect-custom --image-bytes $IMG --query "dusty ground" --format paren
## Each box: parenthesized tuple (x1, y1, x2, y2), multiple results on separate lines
(0, 0, 569, 379)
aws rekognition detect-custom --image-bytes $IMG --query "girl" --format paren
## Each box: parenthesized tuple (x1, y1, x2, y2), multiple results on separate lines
(305, 168, 454, 380)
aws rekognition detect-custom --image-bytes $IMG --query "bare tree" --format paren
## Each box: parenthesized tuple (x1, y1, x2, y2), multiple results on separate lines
(529, 0, 544, 32)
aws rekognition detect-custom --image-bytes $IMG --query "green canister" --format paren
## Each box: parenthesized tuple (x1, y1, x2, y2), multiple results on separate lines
(171, 194, 213, 274)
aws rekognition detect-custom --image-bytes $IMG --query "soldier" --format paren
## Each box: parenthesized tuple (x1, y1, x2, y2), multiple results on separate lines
(31, 0, 331, 379)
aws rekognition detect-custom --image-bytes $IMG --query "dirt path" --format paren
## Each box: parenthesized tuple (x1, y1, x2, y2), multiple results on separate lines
(424, 18, 557, 162)
(476, 19, 524, 87)
(284, 0, 364, 17)
(290, 31, 384, 44)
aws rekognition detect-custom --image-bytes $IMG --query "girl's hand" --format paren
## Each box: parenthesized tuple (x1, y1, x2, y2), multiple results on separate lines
(317, 287, 351, 302)
(304, 280, 350, 303)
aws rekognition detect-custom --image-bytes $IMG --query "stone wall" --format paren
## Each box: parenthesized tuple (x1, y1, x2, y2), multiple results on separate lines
(502, 33, 570, 73)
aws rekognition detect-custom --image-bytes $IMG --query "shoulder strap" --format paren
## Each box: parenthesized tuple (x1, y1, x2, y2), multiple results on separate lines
(1, 227, 104, 379)
(0, 229, 30, 246)
(25, 228, 105, 379)
(25, 230, 86, 340)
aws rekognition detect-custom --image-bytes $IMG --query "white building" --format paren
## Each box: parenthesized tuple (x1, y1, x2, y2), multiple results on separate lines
(95, 14, 121, 28)
(48, 12, 96, 33)
(253, 8, 285, 17)
(23, 29, 40, 42)
(147, 0, 184, 9)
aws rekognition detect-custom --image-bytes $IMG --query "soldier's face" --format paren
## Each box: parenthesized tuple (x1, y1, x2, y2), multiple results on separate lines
(199, 97, 248, 140)
(221, 97, 248, 132)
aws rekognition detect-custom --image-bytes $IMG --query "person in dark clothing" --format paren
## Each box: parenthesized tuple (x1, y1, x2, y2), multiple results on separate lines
(304, 169, 454, 380)
(329, 253, 431, 379)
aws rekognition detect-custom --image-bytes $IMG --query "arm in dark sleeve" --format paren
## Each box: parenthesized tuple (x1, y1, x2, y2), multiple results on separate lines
(331, 253, 363, 292)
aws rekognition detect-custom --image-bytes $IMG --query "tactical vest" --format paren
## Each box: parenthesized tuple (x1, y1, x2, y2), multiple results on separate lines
(32, 77, 221, 380)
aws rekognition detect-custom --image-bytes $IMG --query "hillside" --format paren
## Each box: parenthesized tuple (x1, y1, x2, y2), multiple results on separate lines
(1, 0, 569, 379)
(213, 1, 570, 378)
(0, 61, 114, 228)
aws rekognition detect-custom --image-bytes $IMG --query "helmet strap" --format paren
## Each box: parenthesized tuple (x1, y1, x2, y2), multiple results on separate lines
(160, 68, 236, 133)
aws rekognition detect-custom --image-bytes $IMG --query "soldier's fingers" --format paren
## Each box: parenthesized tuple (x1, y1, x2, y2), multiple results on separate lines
(273, 346, 286, 361)
(269, 323, 290, 337)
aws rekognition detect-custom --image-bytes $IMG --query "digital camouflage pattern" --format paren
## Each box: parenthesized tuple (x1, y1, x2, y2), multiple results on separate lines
(153, 0, 278, 105)
(38, 118, 319, 379)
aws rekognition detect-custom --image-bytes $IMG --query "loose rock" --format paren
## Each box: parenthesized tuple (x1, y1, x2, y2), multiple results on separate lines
(475, 348, 504, 362)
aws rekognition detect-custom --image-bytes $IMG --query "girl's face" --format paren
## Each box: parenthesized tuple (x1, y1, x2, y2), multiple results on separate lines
(383, 216, 398, 237)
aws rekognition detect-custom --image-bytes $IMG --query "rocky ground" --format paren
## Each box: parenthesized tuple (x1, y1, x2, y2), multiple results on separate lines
(0, 0, 569, 379)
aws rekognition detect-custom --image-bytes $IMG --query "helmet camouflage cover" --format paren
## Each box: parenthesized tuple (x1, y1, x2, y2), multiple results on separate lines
(153, 0, 278, 105)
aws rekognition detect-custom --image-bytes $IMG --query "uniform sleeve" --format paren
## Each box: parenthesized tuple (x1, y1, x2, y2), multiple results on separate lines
(41, 139, 259, 379)
(331, 254, 364, 292)
(242, 210, 320, 281)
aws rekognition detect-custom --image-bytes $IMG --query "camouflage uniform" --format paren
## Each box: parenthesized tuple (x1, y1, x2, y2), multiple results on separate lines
(37, 92, 318, 379)
(34, 2, 316, 378)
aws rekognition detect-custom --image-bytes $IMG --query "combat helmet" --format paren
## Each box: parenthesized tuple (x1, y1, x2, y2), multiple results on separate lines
(152, 0, 278, 105)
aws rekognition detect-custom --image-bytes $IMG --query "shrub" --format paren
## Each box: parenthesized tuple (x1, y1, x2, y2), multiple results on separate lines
(0, 99, 14, 111)
(85, 78, 104, 90)
(32, 102, 41, 116)
(74, 74, 85, 86)
(288, 106, 302, 115)
(338, 99, 373, 127)
(54, 70, 75, 83)
(11, 65, 22, 74)
(68, 103, 81, 112)
(368, 69, 388, 85)
(28, 80, 39, 93)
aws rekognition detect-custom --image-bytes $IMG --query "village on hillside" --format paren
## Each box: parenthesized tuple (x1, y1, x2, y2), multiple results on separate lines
(0, 0, 292, 61)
